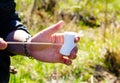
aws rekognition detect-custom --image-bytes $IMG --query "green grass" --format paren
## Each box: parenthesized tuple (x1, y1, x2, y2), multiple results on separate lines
(9, 0, 120, 83)
(10, 27, 120, 83)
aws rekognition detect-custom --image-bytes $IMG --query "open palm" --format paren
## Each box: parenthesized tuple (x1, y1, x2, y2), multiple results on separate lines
(28, 21, 79, 65)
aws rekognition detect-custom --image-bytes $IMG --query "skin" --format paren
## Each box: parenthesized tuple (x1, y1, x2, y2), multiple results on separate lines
(0, 38, 7, 50)
(3, 20, 80, 65)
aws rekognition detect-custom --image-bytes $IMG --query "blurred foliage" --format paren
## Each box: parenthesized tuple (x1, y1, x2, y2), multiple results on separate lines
(10, 0, 120, 83)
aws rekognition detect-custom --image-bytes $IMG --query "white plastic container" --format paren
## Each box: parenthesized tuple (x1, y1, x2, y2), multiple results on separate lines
(60, 32, 77, 56)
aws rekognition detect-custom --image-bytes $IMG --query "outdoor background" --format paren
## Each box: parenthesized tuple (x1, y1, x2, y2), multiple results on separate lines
(10, 0, 120, 83)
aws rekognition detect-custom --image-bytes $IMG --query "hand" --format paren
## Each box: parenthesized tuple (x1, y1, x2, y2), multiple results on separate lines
(0, 38, 7, 50)
(28, 20, 80, 65)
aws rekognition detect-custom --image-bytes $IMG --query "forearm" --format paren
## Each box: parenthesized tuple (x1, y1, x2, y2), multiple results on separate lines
(6, 30, 31, 56)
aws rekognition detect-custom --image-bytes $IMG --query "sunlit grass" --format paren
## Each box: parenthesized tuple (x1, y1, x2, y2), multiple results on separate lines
(10, 26, 120, 83)
(10, 0, 120, 83)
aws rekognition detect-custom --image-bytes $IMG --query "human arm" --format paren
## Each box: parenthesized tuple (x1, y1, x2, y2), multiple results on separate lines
(6, 20, 80, 65)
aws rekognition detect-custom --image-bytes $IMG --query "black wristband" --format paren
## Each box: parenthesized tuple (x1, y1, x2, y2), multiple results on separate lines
(23, 36, 32, 58)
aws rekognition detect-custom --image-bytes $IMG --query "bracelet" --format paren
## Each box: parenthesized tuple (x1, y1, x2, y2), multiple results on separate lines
(23, 35, 32, 58)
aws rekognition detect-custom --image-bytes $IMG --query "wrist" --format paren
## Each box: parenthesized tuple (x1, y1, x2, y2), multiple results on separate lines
(24, 36, 33, 58)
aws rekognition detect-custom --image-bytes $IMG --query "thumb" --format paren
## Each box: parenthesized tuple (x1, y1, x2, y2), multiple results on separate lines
(41, 20, 64, 36)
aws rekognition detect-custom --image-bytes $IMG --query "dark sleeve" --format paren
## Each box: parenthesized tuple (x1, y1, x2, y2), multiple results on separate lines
(0, 20, 31, 40)
(0, 0, 16, 23)
(8, 20, 30, 34)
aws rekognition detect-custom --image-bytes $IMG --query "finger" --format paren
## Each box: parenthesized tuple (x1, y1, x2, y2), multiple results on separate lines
(74, 35, 80, 43)
(69, 46, 78, 59)
(0, 38, 7, 50)
(60, 56, 72, 65)
(51, 33, 64, 43)
(41, 20, 64, 36)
